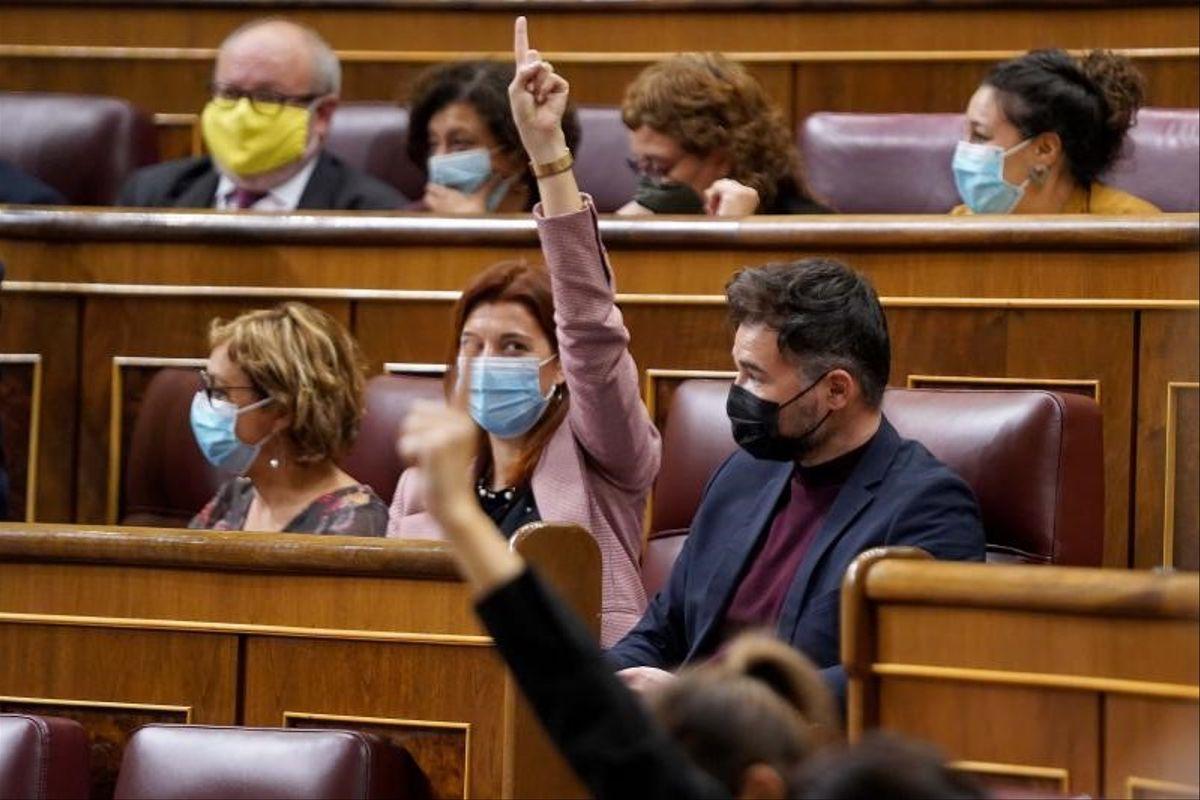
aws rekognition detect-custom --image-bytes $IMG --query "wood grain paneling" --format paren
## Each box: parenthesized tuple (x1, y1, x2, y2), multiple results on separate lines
(0, 294, 79, 523)
(249, 641, 495, 798)
(1165, 385, 1199, 570)
(0, 356, 39, 522)
(844, 553, 1200, 799)
(880, 678, 1101, 797)
(0, 624, 237, 799)
(1135, 312, 1200, 569)
(0, 523, 597, 799)
(0, 3, 1194, 52)
(1105, 696, 1200, 798)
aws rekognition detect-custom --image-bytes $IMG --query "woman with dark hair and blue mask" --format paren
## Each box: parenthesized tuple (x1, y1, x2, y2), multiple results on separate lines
(404, 60, 581, 213)
(188, 302, 387, 536)
(951, 49, 1158, 215)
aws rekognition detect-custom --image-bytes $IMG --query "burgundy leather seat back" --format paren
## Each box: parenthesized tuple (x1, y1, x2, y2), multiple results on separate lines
(122, 367, 221, 527)
(644, 380, 1103, 596)
(338, 373, 445, 505)
(0, 91, 157, 205)
(799, 112, 963, 213)
(326, 102, 423, 202)
(574, 106, 637, 213)
(0, 714, 91, 800)
(114, 724, 425, 800)
(800, 109, 1200, 213)
(881, 388, 1103, 566)
(1106, 107, 1200, 211)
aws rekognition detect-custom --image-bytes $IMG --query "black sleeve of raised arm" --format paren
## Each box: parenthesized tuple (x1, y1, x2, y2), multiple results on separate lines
(475, 569, 730, 800)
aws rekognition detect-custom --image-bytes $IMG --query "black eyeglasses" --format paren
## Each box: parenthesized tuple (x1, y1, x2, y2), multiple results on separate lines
(198, 369, 261, 404)
(625, 157, 675, 181)
(209, 83, 324, 116)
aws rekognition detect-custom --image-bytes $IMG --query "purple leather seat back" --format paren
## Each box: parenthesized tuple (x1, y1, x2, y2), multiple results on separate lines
(0, 91, 157, 205)
(1107, 107, 1200, 211)
(122, 367, 221, 528)
(800, 112, 963, 213)
(326, 102, 423, 202)
(0, 714, 91, 800)
(574, 106, 637, 213)
(113, 724, 427, 800)
(800, 109, 1200, 213)
(338, 373, 445, 505)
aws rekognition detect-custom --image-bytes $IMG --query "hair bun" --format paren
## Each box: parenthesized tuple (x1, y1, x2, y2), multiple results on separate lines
(1078, 49, 1146, 136)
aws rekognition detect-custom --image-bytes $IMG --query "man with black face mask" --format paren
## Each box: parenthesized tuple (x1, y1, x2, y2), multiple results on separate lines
(608, 257, 986, 706)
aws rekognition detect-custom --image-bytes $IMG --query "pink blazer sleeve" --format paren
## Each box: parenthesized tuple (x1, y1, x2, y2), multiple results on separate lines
(534, 196, 661, 493)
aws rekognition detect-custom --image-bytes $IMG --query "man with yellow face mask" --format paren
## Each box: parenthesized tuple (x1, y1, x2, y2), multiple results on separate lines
(118, 19, 403, 211)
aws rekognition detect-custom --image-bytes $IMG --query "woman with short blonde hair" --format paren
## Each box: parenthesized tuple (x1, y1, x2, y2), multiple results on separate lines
(188, 302, 387, 536)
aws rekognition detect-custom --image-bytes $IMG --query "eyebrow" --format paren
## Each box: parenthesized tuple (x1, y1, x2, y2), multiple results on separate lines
(735, 357, 766, 376)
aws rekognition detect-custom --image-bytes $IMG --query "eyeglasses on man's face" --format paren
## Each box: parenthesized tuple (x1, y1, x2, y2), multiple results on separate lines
(209, 83, 323, 116)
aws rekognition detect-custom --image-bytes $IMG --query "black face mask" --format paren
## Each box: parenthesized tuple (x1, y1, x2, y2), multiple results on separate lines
(633, 176, 706, 214)
(726, 373, 832, 462)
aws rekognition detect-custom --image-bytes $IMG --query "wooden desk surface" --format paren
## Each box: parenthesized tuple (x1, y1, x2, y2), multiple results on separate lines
(842, 549, 1200, 798)
(0, 522, 600, 799)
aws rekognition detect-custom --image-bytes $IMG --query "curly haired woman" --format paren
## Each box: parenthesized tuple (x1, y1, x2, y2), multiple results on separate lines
(618, 53, 825, 217)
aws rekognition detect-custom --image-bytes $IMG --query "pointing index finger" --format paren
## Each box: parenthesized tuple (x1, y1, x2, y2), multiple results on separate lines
(514, 16, 530, 66)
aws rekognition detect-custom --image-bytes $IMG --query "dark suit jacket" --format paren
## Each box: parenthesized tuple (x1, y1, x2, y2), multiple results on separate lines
(607, 416, 986, 700)
(0, 160, 66, 205)
(116, 151, 404, 210)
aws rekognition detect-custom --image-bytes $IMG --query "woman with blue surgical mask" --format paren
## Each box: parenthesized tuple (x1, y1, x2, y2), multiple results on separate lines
(388, 21, 662, 649)
(951, 49, 1159, 215)
(188, 303, 388, 536)
(404, 60, 581, 213)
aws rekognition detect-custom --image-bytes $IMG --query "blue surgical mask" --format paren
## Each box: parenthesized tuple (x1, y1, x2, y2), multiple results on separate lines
(428, 148, 516, 211)
(189, 390, 275, 475)
(463, 355, 558, 439)
(952, 138, 1032, 214)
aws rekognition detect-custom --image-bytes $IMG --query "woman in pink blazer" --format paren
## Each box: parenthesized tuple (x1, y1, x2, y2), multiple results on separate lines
(388, 21, 661, 645)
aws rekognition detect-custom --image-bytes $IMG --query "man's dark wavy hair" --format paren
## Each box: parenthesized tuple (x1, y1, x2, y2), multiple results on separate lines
(726, 257, 890, 408)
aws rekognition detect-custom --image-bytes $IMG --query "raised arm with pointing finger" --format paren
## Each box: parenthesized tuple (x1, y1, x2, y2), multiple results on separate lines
(387, 16, 661, 648)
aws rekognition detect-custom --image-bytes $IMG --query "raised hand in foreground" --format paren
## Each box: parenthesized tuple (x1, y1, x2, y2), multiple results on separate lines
(398, 360, 523, 594)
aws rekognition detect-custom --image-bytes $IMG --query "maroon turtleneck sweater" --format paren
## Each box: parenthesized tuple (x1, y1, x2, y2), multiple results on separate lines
(722, 435, 873, 635)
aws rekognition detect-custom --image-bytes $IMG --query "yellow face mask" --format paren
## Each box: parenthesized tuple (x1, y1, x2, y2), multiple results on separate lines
(201, 97, 312, 178)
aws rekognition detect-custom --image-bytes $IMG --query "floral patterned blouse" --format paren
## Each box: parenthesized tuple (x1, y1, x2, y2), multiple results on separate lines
(188, 478, 388, 537)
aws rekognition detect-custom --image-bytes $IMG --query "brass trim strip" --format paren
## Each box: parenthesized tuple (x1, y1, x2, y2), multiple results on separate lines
(1127, 776, 1200, 799)
(949, 760, 1069, 792)
(284, 711, 472, 799)
(0, 354, 42, 522)
(906, 374, 1102, 403)
(1, 44, 1193, 64)
(106, 356, 208, 524)
(0, 694, 193, 722)
(4, 282, 1198, 310)
(1162, 381, 1199, 569)
(0, 611, 494, 646)
(872, 663, 1200, 700)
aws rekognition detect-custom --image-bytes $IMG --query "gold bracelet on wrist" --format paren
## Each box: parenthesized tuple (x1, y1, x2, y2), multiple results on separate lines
(530, 151, 574, 178)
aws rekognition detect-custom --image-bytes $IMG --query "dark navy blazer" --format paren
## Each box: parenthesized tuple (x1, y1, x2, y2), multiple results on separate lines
(607, 417, 986, 699)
